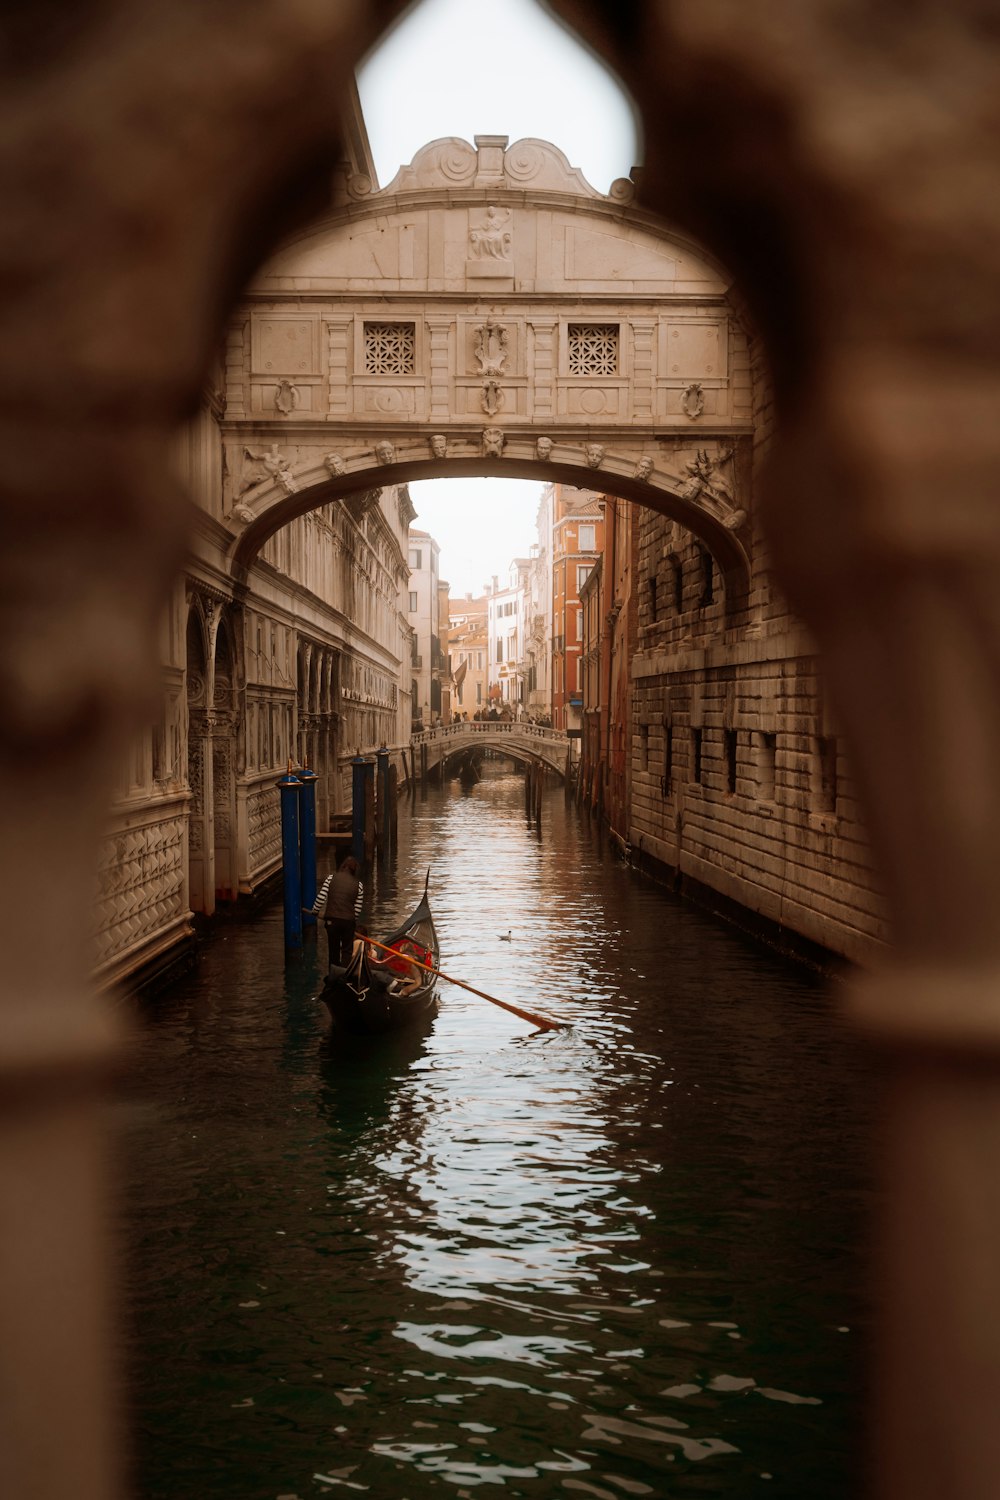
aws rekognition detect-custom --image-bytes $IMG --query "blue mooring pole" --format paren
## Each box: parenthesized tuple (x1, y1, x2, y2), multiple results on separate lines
(278, 765, 303, 949)
(297, 766, 318, 928)
(351, 751, 369, 867)
(376, 745, 390, 863)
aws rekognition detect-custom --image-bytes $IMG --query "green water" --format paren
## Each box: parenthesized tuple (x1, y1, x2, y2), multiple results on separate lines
(121, 768, 873, 1498)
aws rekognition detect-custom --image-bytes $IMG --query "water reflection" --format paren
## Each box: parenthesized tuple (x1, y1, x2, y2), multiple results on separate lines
(121, 766, 872, 1499)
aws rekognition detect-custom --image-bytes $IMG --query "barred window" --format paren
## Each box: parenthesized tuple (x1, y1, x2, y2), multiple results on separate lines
(567, 323, 619, 375)
(364, 321, 416, 374)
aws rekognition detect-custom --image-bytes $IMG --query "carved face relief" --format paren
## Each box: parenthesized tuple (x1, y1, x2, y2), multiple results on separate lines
(585, 443, 605, 469)
(430, 434, 447, 459)
(374, 440, 395, 466)
(482, 427, 505, 458)
(634, 456, 653, 481)
(324, 453, 346, 476)
(536, 437, 553, 460)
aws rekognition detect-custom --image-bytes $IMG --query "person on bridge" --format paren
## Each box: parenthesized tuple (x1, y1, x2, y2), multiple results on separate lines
(307, 854, 362, 969)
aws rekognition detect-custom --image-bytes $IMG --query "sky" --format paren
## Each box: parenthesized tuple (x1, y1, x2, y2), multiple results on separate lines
(358, 0, 639, 597)
(408, 479, 543, 598)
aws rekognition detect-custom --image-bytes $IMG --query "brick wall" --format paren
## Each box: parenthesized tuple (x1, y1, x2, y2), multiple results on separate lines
(627, 328, 885, 965)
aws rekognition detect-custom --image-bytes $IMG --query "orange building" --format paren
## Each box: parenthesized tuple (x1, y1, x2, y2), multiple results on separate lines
(550, 485, 604, 732)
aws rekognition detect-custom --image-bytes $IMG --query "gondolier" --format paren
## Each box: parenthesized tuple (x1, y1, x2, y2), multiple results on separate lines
(307, 855, 362, 968)
(319, 873, 439, 1034)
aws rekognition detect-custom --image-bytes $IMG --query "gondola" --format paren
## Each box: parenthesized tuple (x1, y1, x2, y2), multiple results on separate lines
(319, 874, 439, 1035)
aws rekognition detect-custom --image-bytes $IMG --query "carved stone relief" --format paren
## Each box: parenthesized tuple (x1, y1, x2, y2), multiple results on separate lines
(536, 436, 553, 459)
(324, 453, 346, 476)
(474, 316, 509, 375)
(481, 380, 504, 416)
(680, 446, 735, 504)
(240, 443, 297, 494)
(468, 204, 513, 278)
(681, 382, 705, 419)
(634, 456, 654, 481)
(482, 427, 505, 457)
(374, 440, 395, 465)
(469, 204, 512, 260)
(274, 379, 299, 415)
(585, 443, 605, 469)
(93, 816, 187, 965)
(430, 434, 447, 458)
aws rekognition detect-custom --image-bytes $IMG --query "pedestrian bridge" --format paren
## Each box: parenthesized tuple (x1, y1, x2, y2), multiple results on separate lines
(410, 721, 571, 780)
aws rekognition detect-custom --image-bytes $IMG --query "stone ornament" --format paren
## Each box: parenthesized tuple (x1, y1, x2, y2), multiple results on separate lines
(274, 379, 299, 415)
(469, 204, 512, 260)
(482, 427, 505, 457)
(474, 316, 509, 375)
(681, 382, 705, 419)
(608, 176, 637, 204)
(481, 380, 504, 416)
(536, 436, 553, 460)
(324, 453, 346, 476)
(722, 507, 748, 531)
(241, 443, 297, 494)
(374, 440, 396, 466)
(430, 434, 448, 458)
(681, 447, 734, 504)
(585, 443, 605, 469)
(634, 456, 654, 481)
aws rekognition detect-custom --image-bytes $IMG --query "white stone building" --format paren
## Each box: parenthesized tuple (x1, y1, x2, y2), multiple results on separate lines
(406, 527, 441, 727)
(487, 560, 531, 709)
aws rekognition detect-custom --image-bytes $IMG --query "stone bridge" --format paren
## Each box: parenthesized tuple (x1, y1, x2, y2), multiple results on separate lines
(410, 721, 571, 780)
(220, 134, 756, 627)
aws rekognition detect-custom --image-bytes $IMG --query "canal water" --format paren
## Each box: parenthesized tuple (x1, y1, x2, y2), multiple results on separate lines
(120, 764, 874, 1500)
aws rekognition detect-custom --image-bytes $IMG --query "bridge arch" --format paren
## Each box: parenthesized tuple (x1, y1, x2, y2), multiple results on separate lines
(222, 133, 756, 625)
(413, 722, 571, 781)
(228, 450, 752, 622)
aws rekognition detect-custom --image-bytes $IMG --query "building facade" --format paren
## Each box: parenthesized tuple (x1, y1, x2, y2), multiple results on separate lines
(551, 486, 604, 732)
(487, 561, 530, 709)
(406, 527, 441, 728)
(449, 594, 489, 714)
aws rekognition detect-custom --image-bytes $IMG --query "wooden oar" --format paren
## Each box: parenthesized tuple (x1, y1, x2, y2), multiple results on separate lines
(364, 934, 564, 1032)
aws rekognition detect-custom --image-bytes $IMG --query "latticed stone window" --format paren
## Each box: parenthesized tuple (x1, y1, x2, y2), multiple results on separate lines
(364, 321, 416, 374)
(567, 323, 619, 375)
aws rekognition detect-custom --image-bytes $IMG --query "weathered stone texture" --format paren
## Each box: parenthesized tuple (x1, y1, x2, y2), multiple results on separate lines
(631, 500, 883, 962)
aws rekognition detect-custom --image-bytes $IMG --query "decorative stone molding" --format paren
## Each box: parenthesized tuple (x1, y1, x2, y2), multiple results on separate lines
(482, 427, 505, 457)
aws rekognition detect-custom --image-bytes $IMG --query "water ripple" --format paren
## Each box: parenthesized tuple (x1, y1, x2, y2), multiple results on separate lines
(121, 767, 872, 1499)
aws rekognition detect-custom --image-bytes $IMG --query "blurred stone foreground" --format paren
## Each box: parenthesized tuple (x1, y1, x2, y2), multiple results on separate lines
(1, 3, 999, 1497)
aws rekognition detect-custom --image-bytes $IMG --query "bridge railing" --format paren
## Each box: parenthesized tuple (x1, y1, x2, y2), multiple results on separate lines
(410, 720, 564, 747)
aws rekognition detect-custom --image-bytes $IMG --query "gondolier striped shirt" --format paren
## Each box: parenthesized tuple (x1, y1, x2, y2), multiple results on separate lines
(308, 874, 363, 917)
